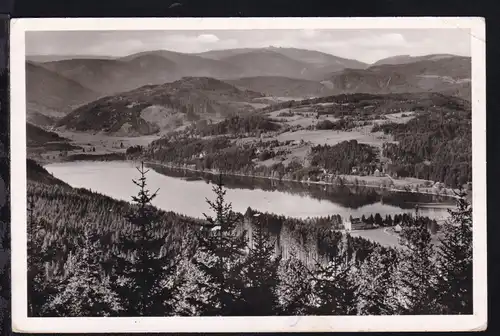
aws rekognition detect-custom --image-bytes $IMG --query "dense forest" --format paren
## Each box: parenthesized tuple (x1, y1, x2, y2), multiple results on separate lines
(192, 114, 281, 137)
(133, 89, 472, 190)
(145, 136, 384, 185)
(315, 118, 359, 131)
(373, 108, 472, 187)
(27, 160, 473, 317)
(260, 92, 470, 116)
(310, 140, 379, 175)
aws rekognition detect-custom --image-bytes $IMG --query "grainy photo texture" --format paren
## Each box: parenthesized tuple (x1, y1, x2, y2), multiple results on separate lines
(10, 18, 487, 333)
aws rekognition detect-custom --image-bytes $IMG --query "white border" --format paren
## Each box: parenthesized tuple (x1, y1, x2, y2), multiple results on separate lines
(10, 17, 487, 333)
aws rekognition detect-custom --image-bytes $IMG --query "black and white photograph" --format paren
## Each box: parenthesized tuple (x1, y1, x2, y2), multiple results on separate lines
(10, 18, 486, 333)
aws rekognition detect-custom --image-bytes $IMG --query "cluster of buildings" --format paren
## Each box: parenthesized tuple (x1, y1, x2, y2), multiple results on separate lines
(342, 216, 403, 232)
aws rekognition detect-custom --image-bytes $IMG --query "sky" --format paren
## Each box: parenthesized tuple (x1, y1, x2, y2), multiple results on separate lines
(25, 29, 472, 64)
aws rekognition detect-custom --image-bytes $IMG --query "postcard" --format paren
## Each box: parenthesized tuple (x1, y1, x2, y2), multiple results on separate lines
(10, 17, 486, 333)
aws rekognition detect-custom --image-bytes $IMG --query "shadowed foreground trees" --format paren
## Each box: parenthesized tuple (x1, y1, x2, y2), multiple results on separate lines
(435, 189, 473, 314)
(44, 229, 122, 317)
(188, 174, 248, 316)
(241, 211, 281, 315)
(26, 161, 474, 316)
(396, 215, 439, 314)
(110, 162, 182, 316)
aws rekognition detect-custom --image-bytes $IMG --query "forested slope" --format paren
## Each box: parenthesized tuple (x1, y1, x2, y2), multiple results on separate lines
(27, 159, 472, 317)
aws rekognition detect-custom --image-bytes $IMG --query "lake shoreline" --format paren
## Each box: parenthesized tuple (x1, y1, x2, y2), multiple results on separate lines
(140, 159, 460, 201)
(43, 160, 453, 247)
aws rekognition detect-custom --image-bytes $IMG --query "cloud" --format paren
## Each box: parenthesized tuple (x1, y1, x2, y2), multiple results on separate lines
(196, 34, 219, 43)
(299, 29, 319, 39)
(381, 33, 407, 45)
(25, 29, 471, 64)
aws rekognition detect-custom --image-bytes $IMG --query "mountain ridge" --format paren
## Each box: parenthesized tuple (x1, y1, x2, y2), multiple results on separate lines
(320, 56, 471, 100)
(26, 61, 101, 123)
(372, 53, 459, 66)
(55, 76, 265, 136)
(27, 47, 370, 97)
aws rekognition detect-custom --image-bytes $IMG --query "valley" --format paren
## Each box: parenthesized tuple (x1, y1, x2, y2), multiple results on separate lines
(21, 27, 477, 320)
(26, 47, 472, 238)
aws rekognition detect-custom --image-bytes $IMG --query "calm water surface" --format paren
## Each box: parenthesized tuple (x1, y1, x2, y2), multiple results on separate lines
(45, 161, 454, 222)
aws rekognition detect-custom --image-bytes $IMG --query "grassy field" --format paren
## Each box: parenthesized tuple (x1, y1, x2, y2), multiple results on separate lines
(275, 128, 392, 147)
(30, 130, 161, 162)
(28, 98, 462, 199)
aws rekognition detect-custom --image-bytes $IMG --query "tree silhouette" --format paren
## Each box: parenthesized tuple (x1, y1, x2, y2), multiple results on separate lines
(435, 189, 473, 314)
(357, 247, 398, 315)
(396, 215, 438, 314)
(26, 194, 55, 317)
(308, 239, 359, 315)
(241, 212, 281, 315)
(110, 162, 182, 316)
(189, 174, 247, 316)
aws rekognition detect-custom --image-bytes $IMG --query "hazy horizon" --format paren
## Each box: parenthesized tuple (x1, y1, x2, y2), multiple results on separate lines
(25, 29, 471, 64)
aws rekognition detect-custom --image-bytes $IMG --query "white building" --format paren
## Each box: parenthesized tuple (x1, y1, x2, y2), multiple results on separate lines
(344, 217, 372, 231)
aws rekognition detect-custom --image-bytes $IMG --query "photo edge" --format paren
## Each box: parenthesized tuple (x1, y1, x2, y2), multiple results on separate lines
(11, 16, 484, 333)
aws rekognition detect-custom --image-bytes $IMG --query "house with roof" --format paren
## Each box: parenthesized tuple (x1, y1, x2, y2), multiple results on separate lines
(344, 217, 373, 231)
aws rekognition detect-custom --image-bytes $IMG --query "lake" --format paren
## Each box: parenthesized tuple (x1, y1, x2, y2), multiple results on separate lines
(44, 161, 455, 222)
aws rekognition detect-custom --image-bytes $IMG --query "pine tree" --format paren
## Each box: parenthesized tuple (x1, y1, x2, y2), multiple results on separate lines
(435, 189, 473, 314)
(308, 237, 359, 315)
(111, 162, 181, 316)
(189, 174, 248, 316)
(386, 214, 393, 226)
(277, 256, 312, 315)
(357, 247, 399, 315)
(27, 194, 52, 317)
(396, 215, 438, 314)
(45, 228, 122, 316)
(241, 212, 281, 315)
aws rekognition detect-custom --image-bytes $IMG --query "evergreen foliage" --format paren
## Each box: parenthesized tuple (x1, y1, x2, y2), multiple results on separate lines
(27, 194, 51, 316)
(397, 215, 439, 314)
(25, 159, 474, 317)
(241, 211, 281, 315)
(357, 247, 399, 315)
(109, 162, 182, 316)
(310, 140, 379, 175)
(44, 228, 122, 317)
(435, 189, 473, 314)
(308, 237, 359, 315)
(188, 174, 248, 316)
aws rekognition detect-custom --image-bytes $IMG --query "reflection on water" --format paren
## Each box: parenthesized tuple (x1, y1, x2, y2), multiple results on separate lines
(148, 163, 455, 220)
(45, 161, 458, 251)
(45, 161, 454, 221)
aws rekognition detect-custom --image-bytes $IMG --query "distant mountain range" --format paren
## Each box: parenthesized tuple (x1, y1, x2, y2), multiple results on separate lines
(321, 56, 471, 100)
(226, 76, 330, 98)
(26, 62, 102, 127)
(372, 54, 458, 66)
(27, 47, 369, 97)
(25, 47, 472, 134)
(26, 61, 100, 112)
